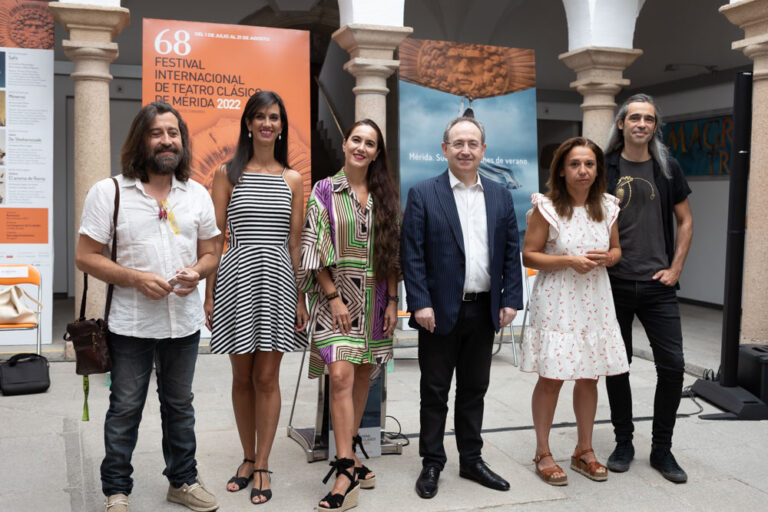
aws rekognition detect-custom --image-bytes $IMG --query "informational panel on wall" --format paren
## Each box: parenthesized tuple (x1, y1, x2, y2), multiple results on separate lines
(0, 0, 54, 346)
(398, 38, 539, 233)
(663, 115, 733, 176)
(142, 19, 310, 338)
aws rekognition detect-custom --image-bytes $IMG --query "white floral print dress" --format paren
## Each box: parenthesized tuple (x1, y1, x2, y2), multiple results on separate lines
(520, 193, 629, 380)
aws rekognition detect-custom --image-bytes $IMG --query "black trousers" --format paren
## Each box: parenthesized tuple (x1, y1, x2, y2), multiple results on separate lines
(605, 277, 685, 449)
(417, 296, 495, 469)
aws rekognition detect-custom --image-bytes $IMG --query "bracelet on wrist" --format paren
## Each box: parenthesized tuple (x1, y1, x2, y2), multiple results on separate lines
(325, 290, 340, 301)
(387, 295, 399, 303)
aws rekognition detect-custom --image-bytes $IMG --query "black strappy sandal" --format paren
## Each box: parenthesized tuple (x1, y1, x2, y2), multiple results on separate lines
(227, 458, 255, 492)
(251, 469, 273, 505)
(319, 458, 359, 511)
(352, 434, 376, 489)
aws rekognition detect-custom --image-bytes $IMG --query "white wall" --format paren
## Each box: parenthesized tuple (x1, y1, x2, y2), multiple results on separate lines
(678, 179, 728, 304)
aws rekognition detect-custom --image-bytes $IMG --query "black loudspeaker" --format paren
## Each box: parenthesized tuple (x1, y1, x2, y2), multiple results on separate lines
(738, 345, 768, 402)
(691, 71, 768, 420)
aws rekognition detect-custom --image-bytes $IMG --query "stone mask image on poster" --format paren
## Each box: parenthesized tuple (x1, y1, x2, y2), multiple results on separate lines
(0, 0, 55, 50)
(399, 39, 535, 101)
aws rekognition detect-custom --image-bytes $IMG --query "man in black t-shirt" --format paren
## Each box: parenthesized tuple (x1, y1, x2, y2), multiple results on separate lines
(603, 93, 694, 483)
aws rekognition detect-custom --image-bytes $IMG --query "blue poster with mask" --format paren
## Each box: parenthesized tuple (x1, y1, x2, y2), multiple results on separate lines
(398, 39, 539, 234)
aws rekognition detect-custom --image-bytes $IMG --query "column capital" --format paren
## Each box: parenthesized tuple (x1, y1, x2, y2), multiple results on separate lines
(343, 57, 400, 79)
(721, 0, 768, 81)
(558, 46, 643, 88)
(62, 40, 119, 82)
(332, 23, 412, 131)
(332, 23, 413, 61)
(721, 0, 768, 40)
(559, 46, 642, 148)
(49, 2, 130, 42)
(344, 58, 399, 98)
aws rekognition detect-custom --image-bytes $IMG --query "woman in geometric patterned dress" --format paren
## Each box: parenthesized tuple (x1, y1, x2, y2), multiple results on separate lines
(299, 119, 400, 512)
(204, 91, 308, 505)
(521, 137, 629, 487)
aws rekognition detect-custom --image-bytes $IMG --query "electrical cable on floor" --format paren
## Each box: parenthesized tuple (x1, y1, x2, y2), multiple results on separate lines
(389, 388, 707, 440)
(383, 415, 410, 447)
(681, 385, 704, 416)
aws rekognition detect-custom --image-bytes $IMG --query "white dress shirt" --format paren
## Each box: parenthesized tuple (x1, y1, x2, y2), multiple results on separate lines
(448, 170, 490, 293)
(79, 174, 220, 339)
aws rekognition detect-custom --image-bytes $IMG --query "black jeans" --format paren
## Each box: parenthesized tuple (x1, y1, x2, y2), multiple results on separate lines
(417, 296, 495, 469)
(605, 277, 684, 449)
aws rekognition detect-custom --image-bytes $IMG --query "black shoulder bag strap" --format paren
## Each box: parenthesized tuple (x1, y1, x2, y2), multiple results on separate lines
(78, 177, 119, 321)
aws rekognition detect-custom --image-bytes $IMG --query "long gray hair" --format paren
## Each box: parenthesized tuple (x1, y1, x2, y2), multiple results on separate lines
(605, 93, 671, 178)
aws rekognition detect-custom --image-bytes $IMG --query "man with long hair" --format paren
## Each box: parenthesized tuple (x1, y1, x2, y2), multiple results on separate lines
(402, 113, 523, 498)
(76, 102, 221, 511)
(603, 93, 693, 483)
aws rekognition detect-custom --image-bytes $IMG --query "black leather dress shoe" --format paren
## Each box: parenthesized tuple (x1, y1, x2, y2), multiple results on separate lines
(415, 466, 440, 499)
(459, 461, 510, 491)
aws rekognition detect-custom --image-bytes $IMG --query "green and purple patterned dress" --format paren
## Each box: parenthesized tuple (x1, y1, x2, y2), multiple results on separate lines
(298, 170, 393, 379)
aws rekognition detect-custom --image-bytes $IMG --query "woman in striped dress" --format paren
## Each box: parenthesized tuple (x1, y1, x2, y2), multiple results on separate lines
(204, 91, 308, 505)
(299, 119, 400, 511)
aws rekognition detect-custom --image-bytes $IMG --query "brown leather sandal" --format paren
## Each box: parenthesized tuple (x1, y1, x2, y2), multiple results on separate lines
(533, 452, 568, 486)
(570, 448, 608, 482)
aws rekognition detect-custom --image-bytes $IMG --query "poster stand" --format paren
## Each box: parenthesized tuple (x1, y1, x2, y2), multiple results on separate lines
(287, 347, 403, 462)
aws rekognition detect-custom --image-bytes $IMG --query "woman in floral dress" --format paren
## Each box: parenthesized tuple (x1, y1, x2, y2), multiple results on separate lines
(521, 137, 629, 486)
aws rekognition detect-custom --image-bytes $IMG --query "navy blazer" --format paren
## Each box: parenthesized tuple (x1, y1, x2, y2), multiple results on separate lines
(401, 170, 524, 335)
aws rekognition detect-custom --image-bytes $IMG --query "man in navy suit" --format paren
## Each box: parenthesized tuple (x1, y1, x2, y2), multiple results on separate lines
(402, 114, 523, 498)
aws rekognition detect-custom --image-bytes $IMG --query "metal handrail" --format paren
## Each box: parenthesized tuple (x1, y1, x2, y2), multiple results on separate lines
(314, 75, 344, 138)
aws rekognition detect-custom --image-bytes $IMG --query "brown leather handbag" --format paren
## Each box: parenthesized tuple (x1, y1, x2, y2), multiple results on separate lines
(65, 178, 119, 376)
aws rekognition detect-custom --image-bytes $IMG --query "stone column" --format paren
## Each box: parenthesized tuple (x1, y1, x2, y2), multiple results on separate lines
(721, 0, 768, 345)
(559, 46, 643, 148)
(49, 3, 129, 356)
(332, 24, 412, 139)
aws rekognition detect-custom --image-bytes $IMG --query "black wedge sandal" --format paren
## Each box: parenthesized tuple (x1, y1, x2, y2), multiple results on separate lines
(319, 458, 359, 511)
(251, 469, 273, 505)
(227, 458, 255, 492)
(352, 434, 376, 489)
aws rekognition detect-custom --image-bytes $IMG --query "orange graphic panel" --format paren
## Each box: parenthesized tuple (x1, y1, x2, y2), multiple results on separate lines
(0, 208, 48, 243)
(142, 19, 311, 200)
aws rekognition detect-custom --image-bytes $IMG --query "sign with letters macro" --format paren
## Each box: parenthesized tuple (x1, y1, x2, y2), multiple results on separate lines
(142, 19, 311, 197)
(662, 115, 733, 176)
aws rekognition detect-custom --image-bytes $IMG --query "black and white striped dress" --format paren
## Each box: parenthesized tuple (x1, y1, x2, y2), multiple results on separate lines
(210, 171, 307, 353)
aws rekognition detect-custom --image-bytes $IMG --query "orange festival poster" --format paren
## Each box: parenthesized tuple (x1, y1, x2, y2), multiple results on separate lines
(142, 19, 311, 199)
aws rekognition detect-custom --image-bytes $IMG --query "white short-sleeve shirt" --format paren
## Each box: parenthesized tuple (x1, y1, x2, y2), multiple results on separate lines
(79, 174, 220, 339)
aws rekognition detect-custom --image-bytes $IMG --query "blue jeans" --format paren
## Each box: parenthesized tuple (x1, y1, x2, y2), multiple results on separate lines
(101, 330, 200, 496)
(605, 277, 684, 449)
